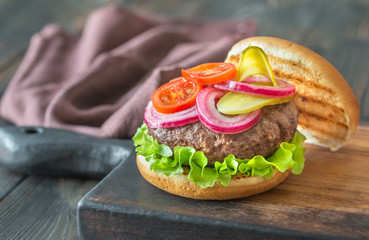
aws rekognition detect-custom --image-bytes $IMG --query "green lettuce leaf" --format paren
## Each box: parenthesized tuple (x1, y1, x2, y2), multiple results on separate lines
(132, 123, 306, 188)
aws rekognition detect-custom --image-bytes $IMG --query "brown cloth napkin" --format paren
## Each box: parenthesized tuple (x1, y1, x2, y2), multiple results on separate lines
(0, 5, 256, 139)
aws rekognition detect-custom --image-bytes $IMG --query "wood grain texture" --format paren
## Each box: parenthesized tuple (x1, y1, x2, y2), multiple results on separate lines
(78, 125, 369, 240)
(0, 167, 25, 201)
(0, 0, 101, 64)
(0, 117, 25, 201)
(0, 176, 98, 240)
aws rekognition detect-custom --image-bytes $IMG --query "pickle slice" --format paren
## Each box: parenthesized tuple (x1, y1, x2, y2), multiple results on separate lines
(217, 92, 293, 115)
(235, 46, 277, 86)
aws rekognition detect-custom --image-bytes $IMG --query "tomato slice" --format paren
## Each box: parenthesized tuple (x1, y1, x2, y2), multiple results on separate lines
(151, 77, 203, 114)
(181, 62, 237, 85)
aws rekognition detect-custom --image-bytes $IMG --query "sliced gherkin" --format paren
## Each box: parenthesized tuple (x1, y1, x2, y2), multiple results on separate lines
(234, 46, 277, 86)
(217, 92, 293, 115)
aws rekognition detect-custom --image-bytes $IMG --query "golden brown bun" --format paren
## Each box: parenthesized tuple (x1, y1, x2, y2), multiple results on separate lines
(226, 36, 360, 151)
(136, 155, 291, 200)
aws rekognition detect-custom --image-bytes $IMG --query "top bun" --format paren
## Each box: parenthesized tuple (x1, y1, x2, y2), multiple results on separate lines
(225, 36, 360, 151)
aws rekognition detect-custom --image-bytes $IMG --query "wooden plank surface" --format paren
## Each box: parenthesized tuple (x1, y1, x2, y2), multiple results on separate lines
(0, 176, 98, 240)
(0, 117, 25, 201)
(0, 167, 25, 201)
(78, 125, 369, 239)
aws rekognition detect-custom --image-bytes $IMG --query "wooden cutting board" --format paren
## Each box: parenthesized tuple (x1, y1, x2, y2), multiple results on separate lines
(77, 125, 369, 240)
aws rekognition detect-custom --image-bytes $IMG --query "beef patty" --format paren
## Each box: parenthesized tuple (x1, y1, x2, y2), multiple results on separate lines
(147, 101, 299, 165)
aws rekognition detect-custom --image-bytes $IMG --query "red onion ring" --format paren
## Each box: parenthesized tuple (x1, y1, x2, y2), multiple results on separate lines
(241, 76, 271, 83)
(213, 77, 295, 98)
(144, 102, 199, 128)
(196, 87, 261, 134)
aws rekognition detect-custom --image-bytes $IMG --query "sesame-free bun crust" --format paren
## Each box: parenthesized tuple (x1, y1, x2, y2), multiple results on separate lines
(226, 37, 360, 151)
(137, 155, 291, 200)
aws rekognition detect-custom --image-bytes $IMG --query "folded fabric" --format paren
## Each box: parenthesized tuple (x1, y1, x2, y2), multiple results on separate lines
(0, 5, 256, 138)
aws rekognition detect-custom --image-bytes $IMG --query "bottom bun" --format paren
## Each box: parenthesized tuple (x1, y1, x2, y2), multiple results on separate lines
(136, 155, 291, 200)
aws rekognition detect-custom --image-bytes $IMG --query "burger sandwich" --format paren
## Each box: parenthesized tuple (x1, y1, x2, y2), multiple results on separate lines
(133, 36, 360, 200)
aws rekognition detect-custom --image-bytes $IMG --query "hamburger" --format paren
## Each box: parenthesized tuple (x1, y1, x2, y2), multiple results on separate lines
(133, 36, 360, 200)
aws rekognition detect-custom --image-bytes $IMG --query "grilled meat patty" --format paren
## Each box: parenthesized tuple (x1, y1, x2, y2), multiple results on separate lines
(147, 101, 299, 165)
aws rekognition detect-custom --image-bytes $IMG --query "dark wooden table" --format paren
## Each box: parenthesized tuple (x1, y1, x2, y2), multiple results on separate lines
(0, 0, 368, 239)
